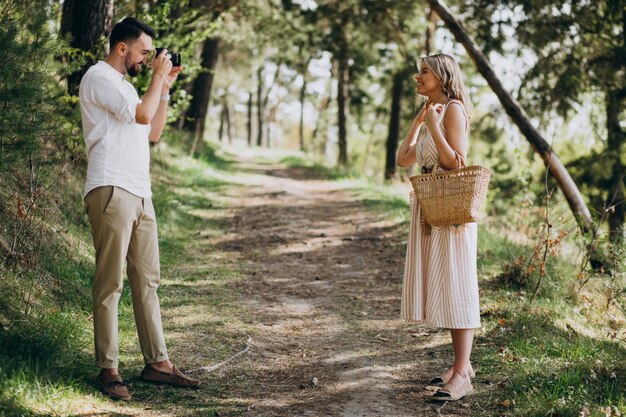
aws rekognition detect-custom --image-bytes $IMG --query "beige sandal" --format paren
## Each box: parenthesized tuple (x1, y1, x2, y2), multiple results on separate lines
(429, 369, 475, 386)
(432, 378, 473, 401)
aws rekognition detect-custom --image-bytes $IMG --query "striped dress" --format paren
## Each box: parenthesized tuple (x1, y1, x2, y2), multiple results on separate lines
(400, 100, 481, 329)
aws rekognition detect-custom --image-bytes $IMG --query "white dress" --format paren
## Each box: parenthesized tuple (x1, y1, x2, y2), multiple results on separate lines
(400, 100, 481, 329)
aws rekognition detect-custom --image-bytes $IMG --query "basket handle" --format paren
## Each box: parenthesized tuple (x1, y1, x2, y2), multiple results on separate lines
(432, 151, 466, 174)
(454, 151, 467, 169)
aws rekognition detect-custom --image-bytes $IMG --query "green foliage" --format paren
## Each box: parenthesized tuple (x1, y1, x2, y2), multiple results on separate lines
(0, 0, 82, 267)
(127, 1, 224, 121)
(454, 0, 626, 242)
(456, 0, 625, 110)
(0, 0, 64, 174)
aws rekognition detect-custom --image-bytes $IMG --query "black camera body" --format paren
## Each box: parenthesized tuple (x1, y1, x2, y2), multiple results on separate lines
(155, 48, 181, 67)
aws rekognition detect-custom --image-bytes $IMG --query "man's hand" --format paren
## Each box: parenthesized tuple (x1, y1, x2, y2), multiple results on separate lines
(151, 49, 173, 79)
(163, 66, 183, 90)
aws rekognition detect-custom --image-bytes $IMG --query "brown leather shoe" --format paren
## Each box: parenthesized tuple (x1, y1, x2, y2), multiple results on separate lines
(141, 365, 200, 388)
(96, 373, 131, 401)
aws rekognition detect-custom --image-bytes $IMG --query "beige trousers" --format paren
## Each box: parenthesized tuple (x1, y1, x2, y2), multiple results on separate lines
(85, 186, 168, 369)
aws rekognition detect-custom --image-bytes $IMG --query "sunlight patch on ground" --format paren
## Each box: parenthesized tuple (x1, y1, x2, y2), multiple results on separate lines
(322, 350, 367, 365)
(336, 364, 395, 391)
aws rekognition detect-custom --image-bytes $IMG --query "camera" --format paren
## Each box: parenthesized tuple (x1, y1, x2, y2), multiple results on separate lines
(155, 48, 181, 67)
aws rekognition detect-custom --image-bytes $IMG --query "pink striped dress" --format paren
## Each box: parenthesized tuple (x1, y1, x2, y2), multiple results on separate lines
(400, 100, 481, 329)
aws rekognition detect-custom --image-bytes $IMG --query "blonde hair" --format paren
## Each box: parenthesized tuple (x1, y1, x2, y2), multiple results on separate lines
(420, 54, 473, 122)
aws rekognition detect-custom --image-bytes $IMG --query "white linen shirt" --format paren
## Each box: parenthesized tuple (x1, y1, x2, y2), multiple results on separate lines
(79, 61, 152, 198)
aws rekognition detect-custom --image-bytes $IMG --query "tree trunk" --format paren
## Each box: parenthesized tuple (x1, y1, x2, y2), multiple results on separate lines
(218, 102, 225, 142)
(256, 65, 282, 147)
(385, 70, 404, 180)
(247, 92, 253, 146)
(225, 97, 232, 144)
(299, 73, 307, 151)
(263, 66, 281, 148)
(265, 107, 272, 147)
(61, 0, 114, 96)
(337, 54, 349, 166)
(185, 37, 220, 155)
(606, 91, 625, 243)
(426, 0, 593, 232)
(311, 90, 332, 155)
(256, 66, 264, 146)
(606, 11, 626, 243)
(424, 8, 436, 56)
(312, 64, 335, 155)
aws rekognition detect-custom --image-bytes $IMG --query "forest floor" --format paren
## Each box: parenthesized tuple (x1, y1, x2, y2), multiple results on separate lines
(198, 152, 477, 417)
(77, 146, 483, 417)
(3, 144, 624, 417)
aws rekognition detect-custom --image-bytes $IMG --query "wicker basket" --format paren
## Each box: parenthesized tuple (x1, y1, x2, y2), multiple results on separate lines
(410, 164, 492, 226)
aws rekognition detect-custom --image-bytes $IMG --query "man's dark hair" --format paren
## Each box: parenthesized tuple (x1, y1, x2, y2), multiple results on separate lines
(109, 17, 156, 50)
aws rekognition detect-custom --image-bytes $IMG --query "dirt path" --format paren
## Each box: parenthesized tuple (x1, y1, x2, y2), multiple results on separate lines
(205, 155, 476, 417)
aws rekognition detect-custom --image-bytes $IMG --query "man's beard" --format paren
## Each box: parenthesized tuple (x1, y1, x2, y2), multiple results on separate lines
(125, 55, 141, 76)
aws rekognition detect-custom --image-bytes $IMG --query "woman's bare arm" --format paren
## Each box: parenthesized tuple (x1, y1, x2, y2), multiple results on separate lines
(397, 103, 429, 167)
(428, 102, 468, 170)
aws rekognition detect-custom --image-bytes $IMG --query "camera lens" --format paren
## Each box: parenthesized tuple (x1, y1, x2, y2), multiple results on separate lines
(155, 48, 181, 67)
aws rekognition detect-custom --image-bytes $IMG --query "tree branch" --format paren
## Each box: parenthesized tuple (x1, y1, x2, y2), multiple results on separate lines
(426, 0, 594, 233)
(187, 336, 252, 375)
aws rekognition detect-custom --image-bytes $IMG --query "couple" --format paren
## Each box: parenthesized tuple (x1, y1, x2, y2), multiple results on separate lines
(81, 17, 480, 404)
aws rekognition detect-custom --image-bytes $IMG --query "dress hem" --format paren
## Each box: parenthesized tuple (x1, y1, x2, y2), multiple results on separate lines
(401, 317, 481, 330)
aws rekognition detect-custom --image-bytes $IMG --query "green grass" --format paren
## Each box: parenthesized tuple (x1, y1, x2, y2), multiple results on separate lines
(474, 309, 625, 416)
(0, 139, 249, 416)
(0, 304, 96, 417)
(279, 155, 355, 180)
(469, 218, 625, 416)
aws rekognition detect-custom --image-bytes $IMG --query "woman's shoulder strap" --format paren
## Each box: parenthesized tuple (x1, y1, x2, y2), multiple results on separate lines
(445, 99, 469, 130)
(446, 99, 465, 110)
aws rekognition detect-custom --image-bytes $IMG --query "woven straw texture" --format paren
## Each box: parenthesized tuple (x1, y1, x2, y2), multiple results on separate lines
(410, 165, 492, 226)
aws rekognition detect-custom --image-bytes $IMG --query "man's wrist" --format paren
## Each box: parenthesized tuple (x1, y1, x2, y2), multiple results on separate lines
(160, 94, 170, 102)
(152, 73, 165, 85)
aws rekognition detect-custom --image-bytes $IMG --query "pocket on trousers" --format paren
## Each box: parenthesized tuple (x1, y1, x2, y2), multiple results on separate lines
(102, 186, 117, 215)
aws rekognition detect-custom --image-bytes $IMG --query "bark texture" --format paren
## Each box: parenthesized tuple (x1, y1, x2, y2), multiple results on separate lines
(186, 37, 220, 155)
(61, 0, 114, 96)
(384, 70, 404, 180)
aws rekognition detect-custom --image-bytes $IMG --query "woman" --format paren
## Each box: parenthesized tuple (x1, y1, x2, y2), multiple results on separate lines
(397, 54, 479, 402)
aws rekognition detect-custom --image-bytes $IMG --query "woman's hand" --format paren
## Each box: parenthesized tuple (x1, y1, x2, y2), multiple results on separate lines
(425, 103, 445, 127)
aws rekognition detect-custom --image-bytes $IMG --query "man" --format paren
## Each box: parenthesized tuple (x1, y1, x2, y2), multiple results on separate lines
(79, 17, 199, 401)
